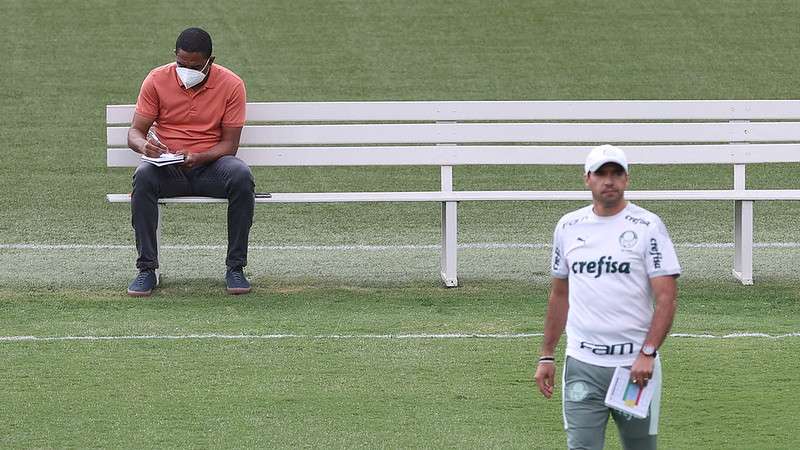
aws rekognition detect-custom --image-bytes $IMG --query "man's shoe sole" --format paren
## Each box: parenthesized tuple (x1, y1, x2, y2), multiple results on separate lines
(226, 287, 251, 295)
(127, 289, 152, 297)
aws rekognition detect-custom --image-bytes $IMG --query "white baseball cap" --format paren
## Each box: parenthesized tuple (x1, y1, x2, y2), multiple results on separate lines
(584, 144, 629, 174)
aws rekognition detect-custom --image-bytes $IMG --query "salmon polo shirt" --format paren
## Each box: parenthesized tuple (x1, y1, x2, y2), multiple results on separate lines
(135, 63, 246, 153)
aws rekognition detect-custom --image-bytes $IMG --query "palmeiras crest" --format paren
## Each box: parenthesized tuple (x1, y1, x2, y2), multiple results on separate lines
(619, 230, 638, 249)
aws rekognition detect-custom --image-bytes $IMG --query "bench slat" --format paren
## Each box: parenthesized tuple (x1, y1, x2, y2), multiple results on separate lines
(106, 189, 800, 204)
(106, 144, 800, 167)
(106, 122, 800, 147)
(106, 100, 800, 123)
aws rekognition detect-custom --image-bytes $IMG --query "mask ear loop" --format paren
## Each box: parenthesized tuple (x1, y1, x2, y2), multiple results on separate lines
(174, 55, 211, 72)
(199, 57, 211, 73)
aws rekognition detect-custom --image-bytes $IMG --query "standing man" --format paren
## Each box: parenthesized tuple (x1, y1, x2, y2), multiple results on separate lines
(534, 145, 680, 449)
(126, 27, 254, 297)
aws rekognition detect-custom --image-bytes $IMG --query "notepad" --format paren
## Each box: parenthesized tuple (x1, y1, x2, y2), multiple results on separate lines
(604, 366, 655, 419)
(141, 153, 185, 167)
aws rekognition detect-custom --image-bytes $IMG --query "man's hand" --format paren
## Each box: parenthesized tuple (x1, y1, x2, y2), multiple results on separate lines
(178, 150, 205, 169)
(129, 113, 170, 158)
(629, 353, 655, 387)
(535, 362, 556, 398)
(141, 135, 169, 158)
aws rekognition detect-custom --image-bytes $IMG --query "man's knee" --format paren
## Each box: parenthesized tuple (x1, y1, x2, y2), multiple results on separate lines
(132, 163, 160, 191)
(566, 427, 606, 450)
(620, 435, 656, 450)
(616, 416, 657, 450)
(222, 157, 254, 193)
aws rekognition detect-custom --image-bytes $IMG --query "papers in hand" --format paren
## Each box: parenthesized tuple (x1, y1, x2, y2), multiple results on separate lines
(604, 366, 655, 419)
(141, 153, 185, 167)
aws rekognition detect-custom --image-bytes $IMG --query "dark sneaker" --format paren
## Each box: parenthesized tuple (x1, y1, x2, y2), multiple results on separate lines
(226, 267, 251, 294)
(127, 270, 157, 297)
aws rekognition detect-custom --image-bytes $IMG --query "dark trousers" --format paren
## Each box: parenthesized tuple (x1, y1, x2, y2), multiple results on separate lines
(131, 155, 255, 270)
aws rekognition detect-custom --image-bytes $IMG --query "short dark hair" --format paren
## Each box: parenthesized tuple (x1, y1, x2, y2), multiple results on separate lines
(176, 27, 212, 58)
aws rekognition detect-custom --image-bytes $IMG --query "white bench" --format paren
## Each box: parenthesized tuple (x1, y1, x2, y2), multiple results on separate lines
(107, 100, 800, 286)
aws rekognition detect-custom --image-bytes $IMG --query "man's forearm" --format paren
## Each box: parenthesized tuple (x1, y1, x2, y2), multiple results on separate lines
(541, 279, 569, 356)
(192, 141, 238, 164)
(643, 296, 676, 349)
(541, 306, 567, 355)
(128, 128, 147, 154)
(643, 276, 678, 349)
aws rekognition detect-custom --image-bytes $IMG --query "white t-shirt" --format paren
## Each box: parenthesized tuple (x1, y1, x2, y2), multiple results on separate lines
(551, 202, 681, 367)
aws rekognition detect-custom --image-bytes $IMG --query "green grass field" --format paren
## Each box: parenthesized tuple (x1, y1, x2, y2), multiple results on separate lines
(2, 0, 800, 448)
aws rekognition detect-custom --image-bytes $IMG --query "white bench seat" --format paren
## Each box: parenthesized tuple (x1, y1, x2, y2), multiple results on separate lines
(107, 100, 800, 286)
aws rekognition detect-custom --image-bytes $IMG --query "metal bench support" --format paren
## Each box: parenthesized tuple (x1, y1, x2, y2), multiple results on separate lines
(155, 203, 162, 286)
(440, 165, 458, 287)
(732, 164, 753, 285)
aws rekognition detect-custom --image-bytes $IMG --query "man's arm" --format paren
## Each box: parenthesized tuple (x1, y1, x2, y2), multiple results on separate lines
(128, 113, 168, 158)
(181, 126, 243, 169)
(535, 277, 569, 399)
(629, 274, 678, 386)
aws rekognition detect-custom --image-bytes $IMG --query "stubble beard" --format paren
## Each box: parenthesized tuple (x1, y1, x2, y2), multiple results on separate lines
(595, 190, 625, 211)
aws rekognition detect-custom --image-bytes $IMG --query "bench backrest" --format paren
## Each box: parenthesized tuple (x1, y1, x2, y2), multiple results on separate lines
(107, 101, 800, 173)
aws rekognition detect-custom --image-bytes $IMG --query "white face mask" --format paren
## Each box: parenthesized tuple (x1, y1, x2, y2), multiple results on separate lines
(176, 57, 210, 89)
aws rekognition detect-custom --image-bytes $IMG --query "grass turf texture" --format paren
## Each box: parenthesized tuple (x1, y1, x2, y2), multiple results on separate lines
(1, 280, 799, 448)
(1, 339, 798, 449)
(2, 0, 800, 448)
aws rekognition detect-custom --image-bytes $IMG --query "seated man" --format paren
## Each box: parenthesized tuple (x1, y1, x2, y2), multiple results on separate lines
(126, 27, 254, 297)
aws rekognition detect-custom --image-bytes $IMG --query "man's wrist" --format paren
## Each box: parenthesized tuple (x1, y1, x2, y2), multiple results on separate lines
(139, 137, 152, 155)
(640, 344, 657, 357)
(538, 355, 555, 364)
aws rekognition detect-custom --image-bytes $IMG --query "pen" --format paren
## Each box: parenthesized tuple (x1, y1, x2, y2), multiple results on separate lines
(147, 129, 170, 152)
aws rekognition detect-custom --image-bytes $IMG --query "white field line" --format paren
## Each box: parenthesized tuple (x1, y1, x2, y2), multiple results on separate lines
(1, 332, 798, 343)
(3, 242, 800, 251)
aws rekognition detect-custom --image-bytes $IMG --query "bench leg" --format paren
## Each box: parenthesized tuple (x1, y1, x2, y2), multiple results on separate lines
(440, 201, 458, 287)
(733, 200, 753, 285)
(155, 203, 162, 286)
